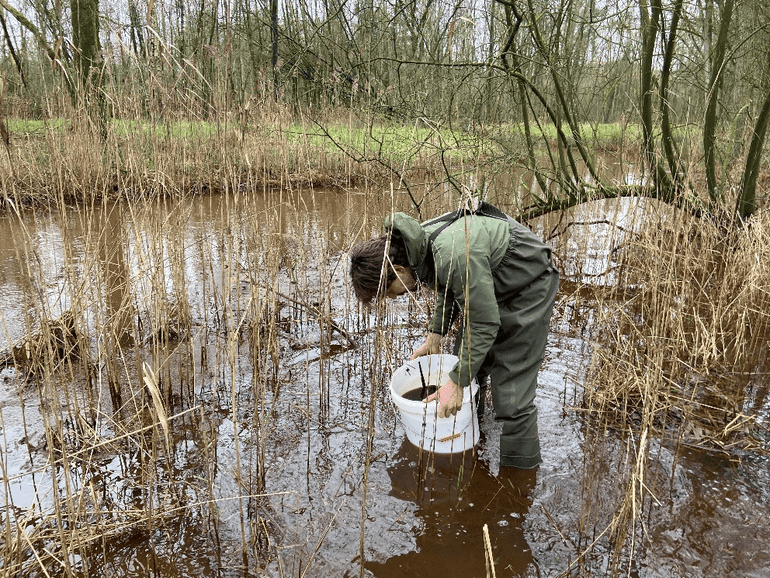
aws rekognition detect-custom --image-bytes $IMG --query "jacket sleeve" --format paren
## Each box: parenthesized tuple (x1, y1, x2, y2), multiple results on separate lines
(444, 242, 501, 388)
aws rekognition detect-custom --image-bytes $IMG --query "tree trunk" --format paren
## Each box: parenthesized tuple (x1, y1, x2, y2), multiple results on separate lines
(500, 2, 549, 197)
(128, 0, 145, 57)
(71, 0, 100, 84)
(271, 0, 279, 101)
(0, 10, 27, 88)
(737, 82, 770, 220)
(639, 0, 658, 184)
(71, 0, 107, 139)
(703, 0, 735, 206)
(524, 0, 598, 185)
(659, 0, 683, 191)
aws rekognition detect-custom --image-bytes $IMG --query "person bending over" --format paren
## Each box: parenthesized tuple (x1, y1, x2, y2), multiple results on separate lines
(350, 203, 559, 469)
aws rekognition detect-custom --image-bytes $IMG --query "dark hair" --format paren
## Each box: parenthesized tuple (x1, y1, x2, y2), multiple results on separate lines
(350, 232, 410, 303)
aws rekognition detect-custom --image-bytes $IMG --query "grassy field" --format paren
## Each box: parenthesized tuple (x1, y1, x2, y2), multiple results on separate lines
(0, 113, 482, 207)
(0, 113, 648, 201)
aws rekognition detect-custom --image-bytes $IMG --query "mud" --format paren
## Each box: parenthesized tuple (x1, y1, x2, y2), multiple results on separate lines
(0, 183, 769, 577)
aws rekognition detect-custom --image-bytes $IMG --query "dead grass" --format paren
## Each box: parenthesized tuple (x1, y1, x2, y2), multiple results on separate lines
(551, 199, 770, 575)
(0, 96, 464, 213)
(1, 132, 769, 576)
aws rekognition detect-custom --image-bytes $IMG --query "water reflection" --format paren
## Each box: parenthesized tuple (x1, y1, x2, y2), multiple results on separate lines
(98, 201, 134, 347)
(0, 209, 65, 346)
(367, 439, 538, 577)
(1, 180, 770, 577)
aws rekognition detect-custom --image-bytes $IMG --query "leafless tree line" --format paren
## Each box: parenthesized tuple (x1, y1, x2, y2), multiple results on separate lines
(0, 0, 768, 220)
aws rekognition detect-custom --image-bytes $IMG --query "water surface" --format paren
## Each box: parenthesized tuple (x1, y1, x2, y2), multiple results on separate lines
(0, 183, 768, 577)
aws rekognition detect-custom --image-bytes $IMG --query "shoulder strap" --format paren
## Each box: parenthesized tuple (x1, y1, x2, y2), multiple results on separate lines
(423, 210, 464, 276)
(427, 216, 456, 245)
(423, 202, 509, 272)
(475, 200, 509, 221)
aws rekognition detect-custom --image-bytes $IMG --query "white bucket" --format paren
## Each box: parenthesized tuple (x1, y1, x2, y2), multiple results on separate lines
(389, 354, 479, 454)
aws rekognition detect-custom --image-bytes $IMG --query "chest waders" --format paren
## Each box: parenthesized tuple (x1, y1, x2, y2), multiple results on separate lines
(422, 201, 511, 331)
(425, 202, 559, 469)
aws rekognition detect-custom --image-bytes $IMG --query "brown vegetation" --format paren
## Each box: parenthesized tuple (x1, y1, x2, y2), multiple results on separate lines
(0, 119, 768, 578)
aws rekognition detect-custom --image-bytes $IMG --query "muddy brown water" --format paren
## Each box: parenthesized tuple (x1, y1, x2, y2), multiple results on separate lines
(1, 183, 769, 577)
(400, 385, 439, 402)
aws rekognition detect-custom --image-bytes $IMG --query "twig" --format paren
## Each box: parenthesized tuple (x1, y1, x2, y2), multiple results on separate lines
(546, 218, 637, 242)
(300, 504, 341, 578)
(483, 523, 497, 578)
(243, 269, 357, 347)
(555, 519, 615, 578)
(539, 504, 576, 550)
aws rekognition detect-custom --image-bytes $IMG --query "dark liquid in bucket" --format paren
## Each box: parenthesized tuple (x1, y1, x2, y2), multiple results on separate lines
(401, 385, 438, 401)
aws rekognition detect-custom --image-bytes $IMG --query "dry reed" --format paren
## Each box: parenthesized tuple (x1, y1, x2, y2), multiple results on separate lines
(1, 96, 768, 576)
(550, 197, 770, 575)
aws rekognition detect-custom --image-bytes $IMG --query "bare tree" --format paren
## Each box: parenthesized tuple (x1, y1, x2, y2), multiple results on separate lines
(0, 0, 767, 221)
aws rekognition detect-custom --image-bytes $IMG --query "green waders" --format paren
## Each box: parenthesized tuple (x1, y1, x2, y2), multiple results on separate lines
(456, 265, 559, 469)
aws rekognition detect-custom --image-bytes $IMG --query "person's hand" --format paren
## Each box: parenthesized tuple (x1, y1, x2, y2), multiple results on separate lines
(424, 379, 463, 418)
(410, 332, 442, 360)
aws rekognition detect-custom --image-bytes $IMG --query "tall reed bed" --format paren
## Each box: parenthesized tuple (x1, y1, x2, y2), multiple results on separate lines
(2, 115, 768, 576)
(555, 198, 770, 575)
(0, 88, 459, 214)
(0, 170, 397, 575)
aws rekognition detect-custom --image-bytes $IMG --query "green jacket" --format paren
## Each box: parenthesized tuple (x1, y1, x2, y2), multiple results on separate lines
(385, 210, 552, 387)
